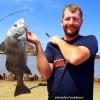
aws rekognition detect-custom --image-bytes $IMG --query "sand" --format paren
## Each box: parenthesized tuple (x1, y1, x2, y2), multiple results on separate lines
(0, 80, 48, 100)
(0, 80, 100, 100)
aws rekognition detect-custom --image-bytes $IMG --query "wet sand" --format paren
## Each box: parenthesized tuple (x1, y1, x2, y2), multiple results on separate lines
(0, 80, 100, 100)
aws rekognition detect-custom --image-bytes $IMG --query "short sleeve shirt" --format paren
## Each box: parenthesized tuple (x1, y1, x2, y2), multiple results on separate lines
(45, 35, 98, 100)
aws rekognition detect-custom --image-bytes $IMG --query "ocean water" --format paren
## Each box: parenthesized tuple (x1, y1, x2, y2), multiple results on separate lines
(94, 59, 100, 78)
(0, 54, 100, 78)
(0, 54, 40, 76)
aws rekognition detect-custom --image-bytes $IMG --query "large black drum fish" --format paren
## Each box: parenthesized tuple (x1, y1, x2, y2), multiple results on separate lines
(0, 18, 32, 96)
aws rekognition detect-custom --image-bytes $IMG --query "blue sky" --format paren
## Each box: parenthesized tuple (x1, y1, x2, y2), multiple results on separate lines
(0, 0, 100, 54)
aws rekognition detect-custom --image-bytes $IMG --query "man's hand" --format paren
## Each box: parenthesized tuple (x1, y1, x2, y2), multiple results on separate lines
(49, 36, 61, 45)
(26, 31, 40, 45)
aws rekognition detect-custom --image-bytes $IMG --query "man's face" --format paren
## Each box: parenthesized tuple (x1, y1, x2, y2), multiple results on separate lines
(61, 9, 83, 37)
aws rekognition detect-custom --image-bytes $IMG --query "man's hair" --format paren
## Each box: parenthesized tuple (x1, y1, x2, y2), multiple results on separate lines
(62, 4, 83, 18)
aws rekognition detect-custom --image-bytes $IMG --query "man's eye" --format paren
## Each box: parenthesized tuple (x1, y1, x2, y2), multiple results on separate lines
(65, 18, 70, 21)
(73, 18, 78, 21)
(14, 24, 17, 27)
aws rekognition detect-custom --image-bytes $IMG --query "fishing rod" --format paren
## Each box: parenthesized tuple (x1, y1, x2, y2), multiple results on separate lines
(0, 9, 30, 22)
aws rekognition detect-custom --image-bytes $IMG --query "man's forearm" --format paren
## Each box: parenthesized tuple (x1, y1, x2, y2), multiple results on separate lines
(57, 39, 81, 64)
(35, 42, 52, 80)
(50, 36, 90, 65)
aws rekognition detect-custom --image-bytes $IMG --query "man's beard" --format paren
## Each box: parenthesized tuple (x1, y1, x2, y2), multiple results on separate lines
(63, 26, 80, 38)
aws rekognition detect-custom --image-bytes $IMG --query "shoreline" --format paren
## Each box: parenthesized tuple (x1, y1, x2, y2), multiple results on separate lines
(0, 72, 100, 82)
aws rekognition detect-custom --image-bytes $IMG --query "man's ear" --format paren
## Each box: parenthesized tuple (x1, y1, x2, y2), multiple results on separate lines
(61, 19, 63, 26)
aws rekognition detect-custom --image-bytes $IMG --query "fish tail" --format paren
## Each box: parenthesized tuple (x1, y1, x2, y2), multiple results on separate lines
(14, 84, 31, 96)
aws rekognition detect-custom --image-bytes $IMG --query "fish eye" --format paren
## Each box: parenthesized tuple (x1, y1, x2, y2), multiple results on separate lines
(14, 24, 17, 27)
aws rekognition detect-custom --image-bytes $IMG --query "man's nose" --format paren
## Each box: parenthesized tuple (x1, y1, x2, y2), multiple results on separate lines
(69, 18, 74, 24)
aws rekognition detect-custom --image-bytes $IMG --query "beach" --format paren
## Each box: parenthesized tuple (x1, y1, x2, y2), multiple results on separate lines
(0, 80, 48, 100)
(0, 80, 100, 100)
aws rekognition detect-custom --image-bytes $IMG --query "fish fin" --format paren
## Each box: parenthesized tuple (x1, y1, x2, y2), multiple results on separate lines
(0, 41, 5, 51)
(14, 84, 31, 96)
(24, 65, 32, 75)
(6, 60, 10, 71)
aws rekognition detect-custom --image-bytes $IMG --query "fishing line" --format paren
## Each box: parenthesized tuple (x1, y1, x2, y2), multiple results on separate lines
(0, 9, 30, 22)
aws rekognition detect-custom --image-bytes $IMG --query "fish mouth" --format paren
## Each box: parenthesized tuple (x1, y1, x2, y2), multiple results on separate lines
(13, 32, 23, 38)
(13, 27, 27, 39)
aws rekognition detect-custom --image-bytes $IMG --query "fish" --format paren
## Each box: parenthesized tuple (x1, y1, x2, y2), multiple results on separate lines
(0, 18, 32, 96)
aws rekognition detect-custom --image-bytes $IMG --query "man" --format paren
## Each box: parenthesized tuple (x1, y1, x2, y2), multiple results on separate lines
(27, 4, 98, 100)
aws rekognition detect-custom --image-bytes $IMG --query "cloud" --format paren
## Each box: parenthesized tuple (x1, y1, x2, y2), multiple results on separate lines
(0, 0, 33, 5)
(1, 0, 50, 4)
(0, 0, 61, 10)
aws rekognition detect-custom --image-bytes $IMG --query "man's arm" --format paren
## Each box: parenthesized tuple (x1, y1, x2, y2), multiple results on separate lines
(50, 36, 91, 65)
(27, 32, 53, 80)
(35, 42, 53, 80)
